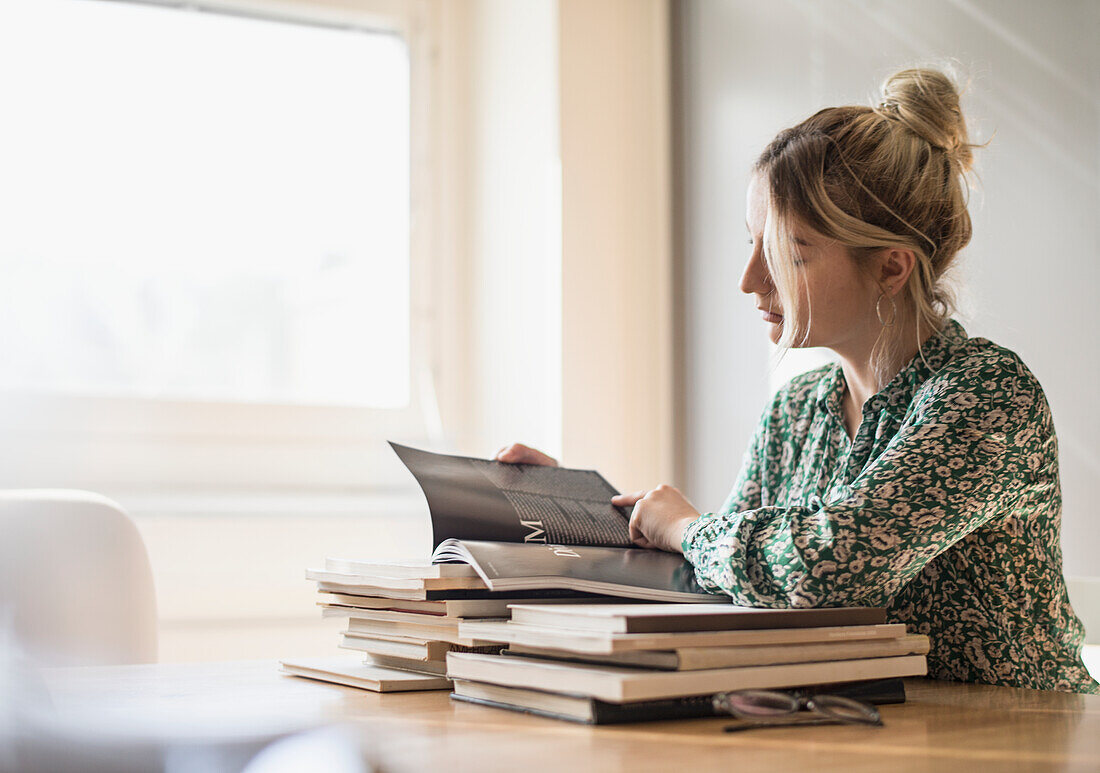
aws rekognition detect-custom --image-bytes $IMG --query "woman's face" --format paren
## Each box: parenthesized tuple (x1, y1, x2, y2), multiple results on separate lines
(740, 174, 880, 352)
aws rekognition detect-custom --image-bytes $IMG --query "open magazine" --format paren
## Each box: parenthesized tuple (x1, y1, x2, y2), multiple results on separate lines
(390, 442, 634, 548)
(430, 539, 720, 603)
(391, 443, 725, 603)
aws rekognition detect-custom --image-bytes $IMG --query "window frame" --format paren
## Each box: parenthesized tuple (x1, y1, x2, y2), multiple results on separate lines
(0, 0, 444, 492)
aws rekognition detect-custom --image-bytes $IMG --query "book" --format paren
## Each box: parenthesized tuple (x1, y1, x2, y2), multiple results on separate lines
(340, 617, 496, 647)
(363, 653, 449, 676)
(451, 678, 908, 724)
(337, 633, 457, 661)
(321, 594, 452, 615)
(451, 680, 719, 724)
(322, 605, 474, 627)
(316, 581, 602, 602)
(445, 651, 927, 702)
(280, 656, 452, 692)
(505, 633, 930, 671)
(320, 593, 628, 618)
(305, 568, 487, 591)
(338, 632, 501, 660)
(431, 540, 723, 603)
(324, 557, 479, 579)
(457, 619, 910, 654)
(391, 442, 634, 548)
(506, 603, 886, 633)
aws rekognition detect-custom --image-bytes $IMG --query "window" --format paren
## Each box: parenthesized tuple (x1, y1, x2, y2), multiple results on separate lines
(0, 0, 439, 492)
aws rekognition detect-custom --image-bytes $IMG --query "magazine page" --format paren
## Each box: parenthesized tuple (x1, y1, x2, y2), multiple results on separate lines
(432, 540, 723, 602)
(391, 442, 633, 547)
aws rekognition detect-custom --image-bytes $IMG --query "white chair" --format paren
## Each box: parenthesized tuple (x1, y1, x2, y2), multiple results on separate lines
(0, 490, 157, 665)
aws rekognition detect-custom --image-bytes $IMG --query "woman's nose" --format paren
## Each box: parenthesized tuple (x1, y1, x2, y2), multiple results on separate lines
(739, 241, 772, 296)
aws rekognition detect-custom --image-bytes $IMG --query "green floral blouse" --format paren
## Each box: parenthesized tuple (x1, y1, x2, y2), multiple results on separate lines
(682, 320, 1098, 694)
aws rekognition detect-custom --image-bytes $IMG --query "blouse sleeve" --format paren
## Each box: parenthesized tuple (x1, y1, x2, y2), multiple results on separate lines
(680, 354, 1048, 608)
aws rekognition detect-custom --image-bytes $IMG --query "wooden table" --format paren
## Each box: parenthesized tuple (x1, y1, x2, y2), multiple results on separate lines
(37, 660, 1100, 772)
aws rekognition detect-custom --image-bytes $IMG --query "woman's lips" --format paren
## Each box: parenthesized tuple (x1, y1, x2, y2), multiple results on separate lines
(760, 309, 783, 324)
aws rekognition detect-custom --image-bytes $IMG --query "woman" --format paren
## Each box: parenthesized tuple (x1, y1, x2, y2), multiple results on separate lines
(499, 68, 1098, 694)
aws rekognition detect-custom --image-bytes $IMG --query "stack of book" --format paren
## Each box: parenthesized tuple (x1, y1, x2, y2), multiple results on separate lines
(282, 557, 515, 692)
(284, 444, 927, 717)
(448, 603, 930, 724)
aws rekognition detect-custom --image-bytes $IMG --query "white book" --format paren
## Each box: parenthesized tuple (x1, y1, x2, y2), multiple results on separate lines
(458, 619, 909, 654)
(506, 634, 930, 671)
(338, 633, 456, 660)
(280, 656, 451, 692)
(363, 653, 448, 675)
(315, 582, 442, 601)
(339, 632, 501, 660)
(325, 557, 479, 579)
(342, 617, 496, 647)
(306, 568, 486, 591)
(322, 605, 467, 628)
(446, 651, 927, 703)
(320, 592, 627, 618)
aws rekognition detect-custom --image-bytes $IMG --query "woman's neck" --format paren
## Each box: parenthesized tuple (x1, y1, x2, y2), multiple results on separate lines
(836, 317, 935, 437)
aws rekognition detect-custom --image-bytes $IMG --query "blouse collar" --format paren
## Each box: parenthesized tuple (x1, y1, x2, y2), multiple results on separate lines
(815, 319, 970, 419)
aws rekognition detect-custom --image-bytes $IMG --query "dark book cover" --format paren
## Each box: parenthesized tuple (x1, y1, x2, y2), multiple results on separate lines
(512, 604, 888, 633)
(450, 691, 717, 724)
(451, 678, 907, 725)
(390, 442, 633, 548)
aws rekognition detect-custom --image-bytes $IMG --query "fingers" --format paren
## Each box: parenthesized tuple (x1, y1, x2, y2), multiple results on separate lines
(627, 511, 657, 549)
(627, 493, 656, 549)
(622, 485, 694, 552)
(628, 508, 648, 545)
(495, 443, 559, 467)
(611, 489, 647, 507)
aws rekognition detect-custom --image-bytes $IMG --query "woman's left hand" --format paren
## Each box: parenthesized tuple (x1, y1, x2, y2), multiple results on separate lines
(612, 485, 701, 553)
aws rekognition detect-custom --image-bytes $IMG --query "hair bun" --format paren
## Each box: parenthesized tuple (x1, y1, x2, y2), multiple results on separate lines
(877, 68, 974, 172)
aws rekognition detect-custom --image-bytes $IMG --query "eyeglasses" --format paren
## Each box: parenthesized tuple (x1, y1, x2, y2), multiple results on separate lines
(712, 689, 883, 733)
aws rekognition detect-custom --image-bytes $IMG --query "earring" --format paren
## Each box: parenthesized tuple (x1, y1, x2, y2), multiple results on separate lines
(876, 291, 897, 327)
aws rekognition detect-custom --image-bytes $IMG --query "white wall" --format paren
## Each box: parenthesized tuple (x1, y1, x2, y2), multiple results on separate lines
(429, 0, 562, 460)
(676, 0, 1100, 581)
(462, 0, 563, 461)
(559, 0, 675, 492)
(443, 0, 677, 495)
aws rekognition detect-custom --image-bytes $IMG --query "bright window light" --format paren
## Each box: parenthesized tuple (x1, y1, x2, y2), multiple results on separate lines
(0, 0, 410, 408)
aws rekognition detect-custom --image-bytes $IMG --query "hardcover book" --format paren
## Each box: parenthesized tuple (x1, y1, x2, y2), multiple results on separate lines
(320, 593, 631, 618)
(505, 633, 930, 671)
(457, 619, 910, 655)
(280, 656, 452, 693)
(506, 603, 886, 633)
(324, 558, 479, 580)
(305, 568, 487, 591)
(450, 677, 908, 724)
(446, 651, 927, 703)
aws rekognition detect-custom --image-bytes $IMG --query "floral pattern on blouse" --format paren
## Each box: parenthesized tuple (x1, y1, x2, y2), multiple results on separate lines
(682, 320, 1098, 694)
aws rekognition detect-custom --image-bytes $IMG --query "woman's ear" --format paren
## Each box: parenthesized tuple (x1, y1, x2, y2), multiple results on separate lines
(877, 248, 917, 296)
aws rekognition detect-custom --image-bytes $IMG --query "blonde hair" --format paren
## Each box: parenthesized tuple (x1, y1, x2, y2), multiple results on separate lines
(755, 67, 979, 388)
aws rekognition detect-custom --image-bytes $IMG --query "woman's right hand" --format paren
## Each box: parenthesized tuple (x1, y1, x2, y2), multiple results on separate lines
(495, 443, 559, 467)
